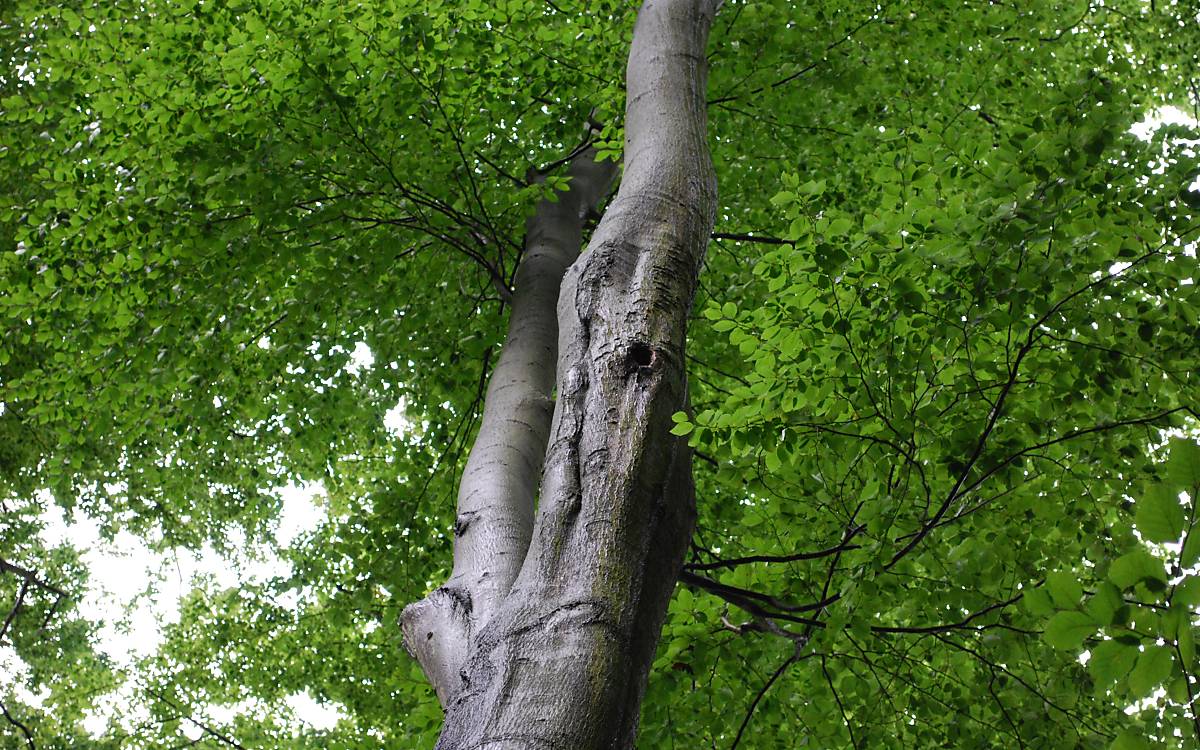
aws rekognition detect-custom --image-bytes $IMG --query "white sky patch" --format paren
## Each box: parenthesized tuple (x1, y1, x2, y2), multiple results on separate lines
(345, 340, 375, 376)
(384, 396, 411, 435)
(39, 503, 169, 666)
(27, 481, 337, 737)
(0, 645, 49, 709)
(276, 482, 327, 547)
(1129, 105, 1200, 198)
(286, 690, 344, 730)
(1130, 105, 1197, 141)
(24, 344, 381, 735)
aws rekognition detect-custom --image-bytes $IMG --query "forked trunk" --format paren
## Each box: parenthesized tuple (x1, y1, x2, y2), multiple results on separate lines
(402, 1, 720, 747)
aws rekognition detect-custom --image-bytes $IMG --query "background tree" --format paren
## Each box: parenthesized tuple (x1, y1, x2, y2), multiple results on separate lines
(2, 0, 1199, 748)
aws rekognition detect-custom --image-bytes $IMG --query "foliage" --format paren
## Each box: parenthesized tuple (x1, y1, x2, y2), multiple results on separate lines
(2, 0, 1199, 748)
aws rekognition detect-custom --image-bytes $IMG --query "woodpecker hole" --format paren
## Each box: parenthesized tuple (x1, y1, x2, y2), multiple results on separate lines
(629, 343, 655, 369)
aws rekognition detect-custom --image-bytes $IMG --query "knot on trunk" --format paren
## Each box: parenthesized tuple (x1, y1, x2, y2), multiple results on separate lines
(453, 510, 479, 537)
(400, 585, 475, 707)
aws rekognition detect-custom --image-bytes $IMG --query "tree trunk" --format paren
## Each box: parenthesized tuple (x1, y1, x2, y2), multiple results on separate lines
(402, 1, 719, 747)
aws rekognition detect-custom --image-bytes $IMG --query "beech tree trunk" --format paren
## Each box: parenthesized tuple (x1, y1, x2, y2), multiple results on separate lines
(401, 1, 720, 747)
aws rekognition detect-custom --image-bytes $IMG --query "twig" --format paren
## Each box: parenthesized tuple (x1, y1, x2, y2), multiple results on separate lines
(730, 652, 803, 750)
(711, 232, 794, 245)
(148, 690, 248, 750)
(686, 525, 865, 571)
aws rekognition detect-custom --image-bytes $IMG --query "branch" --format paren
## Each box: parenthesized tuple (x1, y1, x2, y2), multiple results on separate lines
(474, 149, 528, 189)
(0, 560, 67, 599)
(711, 231, 794, 246)
(0, 559, 67, 644)
(1, 579, 30, 645)
(0, 698, 36, 750)
(685, 525, 865, 571)
(709, 12, 880, 105)
(886, 229, 1197, 569)
(730, 652, 803, 750)
(679, 571, 829, 626)
(822, 654, 860, 748)
(870, 593, 1022, 635)
(149, 690, 248, 750)
(929, 633, 1108, 734)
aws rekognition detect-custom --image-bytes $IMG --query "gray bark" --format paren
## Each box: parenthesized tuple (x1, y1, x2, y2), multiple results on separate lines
(401, 144, 617, 706)
(405, 0, 719, 746)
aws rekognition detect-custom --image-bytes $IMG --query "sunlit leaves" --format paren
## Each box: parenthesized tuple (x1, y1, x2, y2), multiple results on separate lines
(1030, 438, 1200, 737)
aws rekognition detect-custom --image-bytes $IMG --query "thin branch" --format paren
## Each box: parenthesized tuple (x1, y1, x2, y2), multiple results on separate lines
(871, 593, 1022, 635)
(711, 232, 794, 245)
(532, 134, 599, 177)
(148, 690, 248, 750)
(730, 652, 803, 750)
(474, 149, 528, 189)
(930, 633, 1107, 735)
(1, 559, 67, 643)
(709, 12, 880, 105)
(0, 560, 67, 599)
(0, 698, 36, 750)
(680, 571, 836, 616)
(886, 228, 1198, 569)
(1, 579, 31, 644)
(822, 655, 860, 748)
(685, 525, 865, 571)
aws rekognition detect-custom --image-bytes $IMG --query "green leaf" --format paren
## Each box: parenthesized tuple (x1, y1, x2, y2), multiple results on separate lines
(1127, 645, 1173, 697)
(1168, 675, 1190, 703)
(797, 179, 826, 195)
(764, 449, 781, 472)
(1184, 531, 1200, 570)
(1022, 588, 1055, 616)
(1134, 482, 1185, 543)
(1046, 570, 1082, 608)
(826, 217, 854, 236)
(669, 422, 694, 436)
(1109, 729, 1151, 750)
(1174, 576, 1200, 608)
(1179, 624, 1195, 665)
(1165, 438, 1200, 488)
(1043, 611, 1096, 650)
(1109, 550, 1167, 590)
(1085, 582, 1124, 625)
(1088, 639, 1139, 684)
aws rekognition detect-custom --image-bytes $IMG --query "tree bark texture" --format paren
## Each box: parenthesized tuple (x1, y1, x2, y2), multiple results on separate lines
(401, 143, 618, 707)
(403, 1, 719, 747)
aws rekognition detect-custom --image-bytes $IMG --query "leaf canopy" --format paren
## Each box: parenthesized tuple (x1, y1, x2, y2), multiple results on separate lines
(2, 0, 1199, 748)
